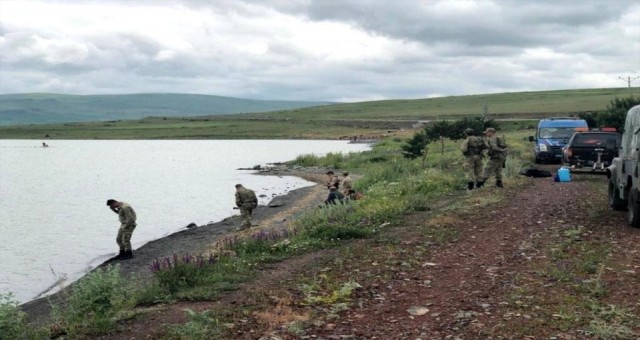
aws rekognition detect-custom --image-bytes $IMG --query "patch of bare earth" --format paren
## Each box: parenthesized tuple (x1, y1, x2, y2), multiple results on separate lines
(101, 173, 639, 339)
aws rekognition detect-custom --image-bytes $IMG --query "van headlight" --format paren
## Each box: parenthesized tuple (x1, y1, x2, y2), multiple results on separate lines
(539, 144, 548, 152)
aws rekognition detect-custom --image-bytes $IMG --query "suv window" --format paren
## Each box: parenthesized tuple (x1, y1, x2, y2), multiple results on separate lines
(570, 133, 620, 147)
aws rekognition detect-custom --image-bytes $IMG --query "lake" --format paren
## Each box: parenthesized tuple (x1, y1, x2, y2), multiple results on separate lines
(0, 139, 370, 303)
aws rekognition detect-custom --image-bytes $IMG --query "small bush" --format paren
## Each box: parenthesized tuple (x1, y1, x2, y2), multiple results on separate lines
(307, 225, 370, 241)
(150, 254, 218, 293)
(0, 293, 47, 340)
(54, 265, 132, 336)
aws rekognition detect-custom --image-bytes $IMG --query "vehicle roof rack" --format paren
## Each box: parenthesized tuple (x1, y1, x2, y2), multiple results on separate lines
(545, 117, 578, 120)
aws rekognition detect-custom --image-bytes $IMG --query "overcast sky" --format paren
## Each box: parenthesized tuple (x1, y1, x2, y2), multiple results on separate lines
(1, 0, 639, 102)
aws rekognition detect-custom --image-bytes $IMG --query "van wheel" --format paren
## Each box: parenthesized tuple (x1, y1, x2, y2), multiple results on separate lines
(627, 189, 640, 228)
(608, 179, 626, 210)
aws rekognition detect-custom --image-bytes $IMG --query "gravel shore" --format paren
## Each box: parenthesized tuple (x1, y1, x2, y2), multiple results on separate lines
(21, 167, 330, 327)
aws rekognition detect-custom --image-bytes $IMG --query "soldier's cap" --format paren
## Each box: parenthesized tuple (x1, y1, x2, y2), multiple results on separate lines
(343, 171, 349, 176)
(106, 199, 117, 206)
(326, 171, 334, 175)
(464, 128, 474, 135)
(483, 127, 496, 134)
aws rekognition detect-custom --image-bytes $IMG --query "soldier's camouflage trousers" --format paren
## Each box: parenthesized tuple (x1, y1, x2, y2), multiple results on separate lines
(240, 207, 253, 229)
(483, 157, 505, 181)
(116, 223, 136, 251)
(464, 156, 484, 182)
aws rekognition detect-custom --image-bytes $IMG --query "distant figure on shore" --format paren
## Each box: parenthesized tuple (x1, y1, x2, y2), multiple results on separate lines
(324, 186, 344, 205)
(235, 184, 258, 230)
(42, 142, 49, 148)
(106, 199, 137, 260)
(326, 171, 340, 189)
(341, 171, 353, 196)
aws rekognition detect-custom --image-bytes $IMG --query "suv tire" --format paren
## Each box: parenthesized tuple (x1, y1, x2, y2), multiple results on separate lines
(608, 179, 627, 210)
(627, 189, 640, 228)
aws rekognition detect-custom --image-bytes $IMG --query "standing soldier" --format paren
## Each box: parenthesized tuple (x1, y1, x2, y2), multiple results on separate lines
(326, 171, 341, 189)
(106, 199, 137, 260)
(481, 127, 508, 188)
(341, 171, 353, 196)
(460, 128, 487, 190)
(235, 184, 258, 230)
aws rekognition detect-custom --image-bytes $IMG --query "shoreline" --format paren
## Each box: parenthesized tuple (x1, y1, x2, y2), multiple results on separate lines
(20, 168, 329, 326)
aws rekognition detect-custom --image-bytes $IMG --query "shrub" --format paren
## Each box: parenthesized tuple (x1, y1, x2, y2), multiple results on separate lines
(0, 293, 46, 340)
(150, 254, 218, 293)
(54, 265, 132, 336)
(307, 225, 370, 240)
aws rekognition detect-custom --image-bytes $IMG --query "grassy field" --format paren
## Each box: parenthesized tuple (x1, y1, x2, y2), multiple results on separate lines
(1, 87, 638, 140)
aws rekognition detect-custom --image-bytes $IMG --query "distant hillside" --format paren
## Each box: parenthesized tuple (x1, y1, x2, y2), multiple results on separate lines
(0, 93, 331, 125)
(247, 87, 640, 120)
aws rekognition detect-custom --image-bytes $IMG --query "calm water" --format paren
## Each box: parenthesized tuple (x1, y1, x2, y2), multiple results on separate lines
(0, 139, 369, 303)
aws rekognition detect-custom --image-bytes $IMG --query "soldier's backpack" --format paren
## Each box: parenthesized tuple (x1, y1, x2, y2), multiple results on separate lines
(519, 167, 552, 178)
(465, 136, 485, 156)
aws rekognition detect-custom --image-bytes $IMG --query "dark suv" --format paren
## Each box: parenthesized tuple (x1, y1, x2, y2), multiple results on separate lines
(562, 130, 621, 173)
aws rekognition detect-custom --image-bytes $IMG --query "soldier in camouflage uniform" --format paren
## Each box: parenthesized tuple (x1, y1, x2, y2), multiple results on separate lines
(106, 199, 137, 260)
(460, 128, 488, 190)
(326, 171, 341, 189)
(481, 127, 508, 188)
(235, 184, 258, 230)
(341, 171, 353, 196)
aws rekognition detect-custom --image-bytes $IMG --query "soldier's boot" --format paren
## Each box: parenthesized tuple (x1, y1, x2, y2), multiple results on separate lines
(475, 181, 485, 188)
(467, 182, 475, 190)
(105, 249, 125, 264)
(121, 250, 134, 260)
(496, 180, 504, 188)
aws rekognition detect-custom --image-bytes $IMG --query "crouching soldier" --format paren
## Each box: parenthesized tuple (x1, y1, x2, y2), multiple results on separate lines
(324, 186, 344, 205)
(235, 184, 258, 230)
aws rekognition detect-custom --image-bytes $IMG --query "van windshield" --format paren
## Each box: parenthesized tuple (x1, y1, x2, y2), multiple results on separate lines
(539, 127, 576, 139)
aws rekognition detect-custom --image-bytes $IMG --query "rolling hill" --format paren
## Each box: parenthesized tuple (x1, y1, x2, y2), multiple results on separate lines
(1, 87, 639, 140)
(0, 93, 331, 125)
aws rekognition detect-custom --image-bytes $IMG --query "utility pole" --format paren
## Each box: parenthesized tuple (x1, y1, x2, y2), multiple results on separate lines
(619, 75, 639, 88)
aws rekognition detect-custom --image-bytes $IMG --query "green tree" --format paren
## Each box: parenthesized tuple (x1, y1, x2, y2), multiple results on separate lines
(602, 96, 640, 132)
(402, 116, 499, 159)
(578, 96, 640, 132)
(401, 131, 429, 159)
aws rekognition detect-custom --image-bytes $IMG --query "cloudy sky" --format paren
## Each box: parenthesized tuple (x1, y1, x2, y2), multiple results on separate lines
(0, 0, 639, 102)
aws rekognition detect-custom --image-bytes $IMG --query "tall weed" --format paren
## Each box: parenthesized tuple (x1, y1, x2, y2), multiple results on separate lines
(53, 265, 132, 336)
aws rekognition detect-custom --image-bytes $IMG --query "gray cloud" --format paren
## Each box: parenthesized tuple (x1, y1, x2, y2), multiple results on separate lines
(0, 0, 638, 101)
